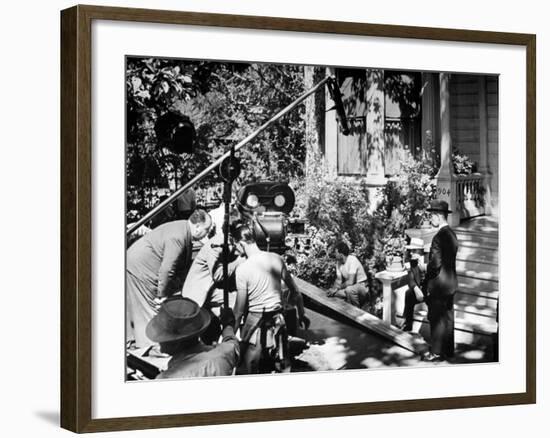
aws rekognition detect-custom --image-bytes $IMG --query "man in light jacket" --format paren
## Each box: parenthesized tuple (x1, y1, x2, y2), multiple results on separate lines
(126, 209, 212, 348)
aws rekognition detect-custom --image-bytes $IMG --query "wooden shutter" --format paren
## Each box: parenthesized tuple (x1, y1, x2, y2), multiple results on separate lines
(384, 71, 422, 175)
(336, 69, 367, 175)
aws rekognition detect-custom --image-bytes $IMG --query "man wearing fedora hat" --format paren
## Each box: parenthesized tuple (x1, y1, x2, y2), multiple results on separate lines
(422, 199, 459, 361)
(147, 296, 240, 379)
(126, 209, 212, 349)
(401, 237, 427, 332)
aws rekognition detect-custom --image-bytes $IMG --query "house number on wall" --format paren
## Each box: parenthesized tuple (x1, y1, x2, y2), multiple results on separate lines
(436, 187, 451, 197)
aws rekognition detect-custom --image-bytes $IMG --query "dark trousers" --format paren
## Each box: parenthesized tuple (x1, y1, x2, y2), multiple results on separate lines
(428, 294, 455, 357)
(243, 341, 263, 374)
(402, 288, 421, 331)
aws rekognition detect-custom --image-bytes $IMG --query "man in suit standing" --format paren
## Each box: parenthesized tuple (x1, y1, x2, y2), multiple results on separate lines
(423, 200, 459, 361)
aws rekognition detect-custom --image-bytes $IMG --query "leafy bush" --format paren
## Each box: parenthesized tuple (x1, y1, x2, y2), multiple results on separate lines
(126, 58, 307, 224)
(288, 153, 437, 316)
(378, 153, 437, 231)
(452, 147, 478, 175)
(288, 156, 375, 287)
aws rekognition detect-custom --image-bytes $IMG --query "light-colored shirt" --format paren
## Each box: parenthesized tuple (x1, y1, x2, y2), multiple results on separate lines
(337, 254, 367, 286)
(207, 203, 225, 240)
(235, 252, 284, 313)
(181, 234, 243, 307)
(127, 220, 192, 298)
(156, 335, 239, 379)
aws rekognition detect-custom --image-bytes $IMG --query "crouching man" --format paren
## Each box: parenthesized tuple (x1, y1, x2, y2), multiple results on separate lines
(327, 241, 370, 309)
(146, 297, 240, 379)
(232, 224, 310, 374)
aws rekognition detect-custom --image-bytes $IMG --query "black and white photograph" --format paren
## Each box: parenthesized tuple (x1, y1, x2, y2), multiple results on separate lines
(125, 56, 500, 380)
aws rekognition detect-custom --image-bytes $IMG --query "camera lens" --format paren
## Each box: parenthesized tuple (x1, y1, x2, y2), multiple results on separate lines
(246, 194, 259, 208)
(274, 194, 286, 208)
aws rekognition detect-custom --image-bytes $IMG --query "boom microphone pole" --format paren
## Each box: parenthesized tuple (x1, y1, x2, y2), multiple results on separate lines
(127, 76, 349, 236)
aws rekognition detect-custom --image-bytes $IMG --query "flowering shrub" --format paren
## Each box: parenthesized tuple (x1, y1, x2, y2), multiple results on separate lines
(377, 152, 437, 232)
(289, 156, 374, 289)
(452, 147, 478, 175)
(288, 153, 437, 316)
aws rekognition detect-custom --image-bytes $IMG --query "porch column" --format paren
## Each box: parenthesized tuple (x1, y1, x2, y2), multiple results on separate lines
(435, 73, 460, 226)
(304, 66, 326, 173)
(478, 76, 489, 174)
(421, 73, 439, 163)
(365, 69, 386, 186)
(478, 75, 492, 214)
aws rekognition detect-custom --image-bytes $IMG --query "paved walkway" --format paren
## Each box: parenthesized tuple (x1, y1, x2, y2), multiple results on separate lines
(293, 307, 496, 372)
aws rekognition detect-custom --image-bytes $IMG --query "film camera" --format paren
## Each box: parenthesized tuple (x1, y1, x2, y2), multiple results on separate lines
(235, 181, 306, 254)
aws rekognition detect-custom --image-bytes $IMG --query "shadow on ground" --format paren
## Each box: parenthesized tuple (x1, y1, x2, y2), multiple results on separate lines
(293, 306, 496, 372)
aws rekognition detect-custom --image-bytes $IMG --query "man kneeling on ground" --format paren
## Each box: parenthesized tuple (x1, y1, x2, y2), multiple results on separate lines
(327, 241, 370, 309)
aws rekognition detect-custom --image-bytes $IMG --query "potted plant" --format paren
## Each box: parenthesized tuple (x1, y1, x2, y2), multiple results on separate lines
(384, 235, 406, 272)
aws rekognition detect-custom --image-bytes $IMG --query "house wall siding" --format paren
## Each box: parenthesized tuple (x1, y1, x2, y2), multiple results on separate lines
(450, 75, 481, 164)
(487, 76, 499, 210)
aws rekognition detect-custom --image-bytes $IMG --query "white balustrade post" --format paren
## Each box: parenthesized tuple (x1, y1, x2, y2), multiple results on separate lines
(375, 270, 408, 325)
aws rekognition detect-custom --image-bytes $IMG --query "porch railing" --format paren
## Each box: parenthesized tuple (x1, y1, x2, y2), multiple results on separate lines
(454, 173, 485, 220)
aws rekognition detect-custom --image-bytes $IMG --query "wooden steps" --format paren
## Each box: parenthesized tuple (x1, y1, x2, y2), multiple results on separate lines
(396, 307, 498, 334)
(456, 259, 498, 276)
(457, 216, 499, 234)
(457, 281, 499, 298)
(394, 312, 497, 345)
(394, 217, 500, 345)
(457, 247, 498, 264)
(395, 293, 497, 328)
(457, 275, 499, 292)
(455, 229, 498, 248)
(457, 240, 498, 251)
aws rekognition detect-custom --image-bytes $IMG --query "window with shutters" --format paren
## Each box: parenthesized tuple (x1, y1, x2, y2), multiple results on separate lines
(384, 70, 422, 176)
(336, 68, 368, 175)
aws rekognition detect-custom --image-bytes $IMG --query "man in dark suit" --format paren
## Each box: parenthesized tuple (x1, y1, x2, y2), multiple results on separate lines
(423, 200, 459, 361)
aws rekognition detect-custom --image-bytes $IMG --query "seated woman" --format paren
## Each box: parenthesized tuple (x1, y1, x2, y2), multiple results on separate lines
(327, 242, 369, 309)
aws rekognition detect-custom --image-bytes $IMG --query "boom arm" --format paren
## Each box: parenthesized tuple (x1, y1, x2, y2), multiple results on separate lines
(127, 76, 346, 235)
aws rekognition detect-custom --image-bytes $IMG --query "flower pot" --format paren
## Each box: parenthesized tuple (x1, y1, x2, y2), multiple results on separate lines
(386, 256, 404, 273)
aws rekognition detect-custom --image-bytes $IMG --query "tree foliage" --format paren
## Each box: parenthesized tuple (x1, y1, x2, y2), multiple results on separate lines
(126, 57, 307, 220)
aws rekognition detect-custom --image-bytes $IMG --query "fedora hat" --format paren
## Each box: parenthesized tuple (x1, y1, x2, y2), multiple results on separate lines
(426, 199, 452, 214)
(406, 237, 425, 250)
(146, 297, 211, 343)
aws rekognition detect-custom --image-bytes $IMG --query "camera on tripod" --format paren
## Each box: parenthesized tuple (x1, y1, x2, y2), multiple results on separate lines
(235, 181, 306, 254)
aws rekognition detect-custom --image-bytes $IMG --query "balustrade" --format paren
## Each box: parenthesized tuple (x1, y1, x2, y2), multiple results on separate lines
(454, 173, 486, 219)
